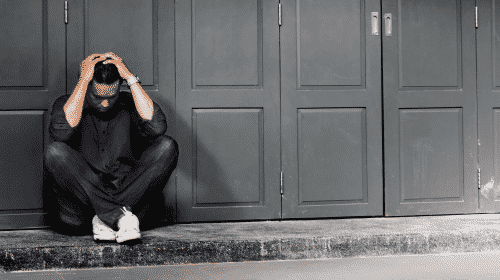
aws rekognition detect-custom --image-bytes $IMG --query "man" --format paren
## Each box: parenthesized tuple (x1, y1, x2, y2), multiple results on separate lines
(44, 52, 178, 243)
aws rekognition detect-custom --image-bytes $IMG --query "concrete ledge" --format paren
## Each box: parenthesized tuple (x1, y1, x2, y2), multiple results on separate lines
(2, 214, 500, 272)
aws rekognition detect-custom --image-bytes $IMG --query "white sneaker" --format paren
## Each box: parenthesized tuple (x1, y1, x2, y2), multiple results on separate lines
(116, 206, 141, 243)
(92, 215, 116, 241)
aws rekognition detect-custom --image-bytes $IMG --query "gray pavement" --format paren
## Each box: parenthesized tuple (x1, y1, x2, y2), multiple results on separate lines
(4, 214, 500, 272)
(4, 251, 500, 279)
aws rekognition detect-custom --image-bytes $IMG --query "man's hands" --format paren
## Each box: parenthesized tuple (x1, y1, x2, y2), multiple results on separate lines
(80, 54, 107, 84)
(102, 52, 134, 81)
(79, 52, 133, 84)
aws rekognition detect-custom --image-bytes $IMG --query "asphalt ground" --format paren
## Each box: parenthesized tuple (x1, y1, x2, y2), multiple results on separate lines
(4, 250, 500, 279)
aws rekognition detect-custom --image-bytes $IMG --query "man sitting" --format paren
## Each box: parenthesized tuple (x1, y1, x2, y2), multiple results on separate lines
(44, 52, 178, 243)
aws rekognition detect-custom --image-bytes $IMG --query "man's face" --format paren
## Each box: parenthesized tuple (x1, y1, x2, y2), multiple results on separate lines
(88, 79, 120, 112)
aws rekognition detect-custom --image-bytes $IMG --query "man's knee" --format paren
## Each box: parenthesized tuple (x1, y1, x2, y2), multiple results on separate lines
(142, 135, 179, 166)
(154, 135, 179, 159)
(45, 141, 74, 172)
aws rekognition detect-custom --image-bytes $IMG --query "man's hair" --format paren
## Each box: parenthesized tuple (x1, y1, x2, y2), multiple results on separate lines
(92, 59, 124, 85)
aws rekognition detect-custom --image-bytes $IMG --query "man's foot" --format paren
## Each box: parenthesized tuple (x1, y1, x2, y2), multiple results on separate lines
(116, 206, 141, 243)
(92, 215, 116, 241)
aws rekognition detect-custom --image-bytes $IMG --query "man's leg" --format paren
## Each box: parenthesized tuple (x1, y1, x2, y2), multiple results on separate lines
(44, 141, 127, 232)
(110, 135, 179, 227)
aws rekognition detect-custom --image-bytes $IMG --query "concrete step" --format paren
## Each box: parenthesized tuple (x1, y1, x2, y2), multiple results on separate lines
(2, 214, 500, 273)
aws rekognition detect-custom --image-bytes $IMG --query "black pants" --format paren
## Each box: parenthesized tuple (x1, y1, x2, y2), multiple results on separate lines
(44, 135, 178, 234)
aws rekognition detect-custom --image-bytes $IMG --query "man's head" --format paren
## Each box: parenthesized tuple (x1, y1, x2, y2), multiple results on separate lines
(88, 59, 124, 112)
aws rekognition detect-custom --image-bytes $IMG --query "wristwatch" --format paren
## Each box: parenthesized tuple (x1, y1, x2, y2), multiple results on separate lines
(126, 75, 140, 87)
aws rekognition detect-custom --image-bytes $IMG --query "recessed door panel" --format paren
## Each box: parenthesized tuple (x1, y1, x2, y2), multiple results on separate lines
(298, 108, 367, 203)
(400, 0, 460, 87)
(194, 0, 259, 86)
(298, 0, 362, 86)
(193, 109, 263, 205)
(0, 0, 43, 87)
(399, 109, 463, 201)
(0, 112, 44, 210)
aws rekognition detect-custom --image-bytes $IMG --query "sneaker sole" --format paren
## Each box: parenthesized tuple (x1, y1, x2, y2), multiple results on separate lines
(94, 232, 116, 241)
(116, 231, 141, 243)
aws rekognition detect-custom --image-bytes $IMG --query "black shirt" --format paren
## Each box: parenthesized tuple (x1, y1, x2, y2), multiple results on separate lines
(49, 91, 167, 179)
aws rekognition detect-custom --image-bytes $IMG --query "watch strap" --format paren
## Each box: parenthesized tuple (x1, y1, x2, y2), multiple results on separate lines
(126, 76, 140, 87)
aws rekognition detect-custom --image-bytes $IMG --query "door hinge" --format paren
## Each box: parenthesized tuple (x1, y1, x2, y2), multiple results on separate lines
(476, 6, 478, 28)
(280, 171, 283, 194)
(278, 3, 282, 26)
(478, 168, 481, 189)
(65, 1, 68, 24)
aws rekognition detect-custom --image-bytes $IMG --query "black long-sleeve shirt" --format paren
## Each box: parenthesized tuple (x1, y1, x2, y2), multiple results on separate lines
(48, 91, 167, 178)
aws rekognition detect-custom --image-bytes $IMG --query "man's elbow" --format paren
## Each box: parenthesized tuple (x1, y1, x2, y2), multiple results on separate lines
(154, 122, 167, 136)
(49, 125, 74, 142)
(149, 120, 167, 137)
(49, 130, 70, 142)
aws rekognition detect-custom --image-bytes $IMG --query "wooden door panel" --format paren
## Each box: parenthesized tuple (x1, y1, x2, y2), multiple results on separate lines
(193, 109, 263, 205)
(399, 0, 460, 87)
(298, 0, 363, 86)
(0, 112, 45, 210)
(383, 0, 477, 216)
(176, 0, 280, 222)
(297, 108, 368, 204)
(281, 0, 383, 218)
(477, 0, 500, 210)
(194, 0, 259, 86)
(0, 0, 44, 87)
(399, 109, 463, 201)
(0, 0, 66, 229)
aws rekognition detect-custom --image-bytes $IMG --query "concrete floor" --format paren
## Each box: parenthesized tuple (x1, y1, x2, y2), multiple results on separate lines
(2, 214, 500, 273)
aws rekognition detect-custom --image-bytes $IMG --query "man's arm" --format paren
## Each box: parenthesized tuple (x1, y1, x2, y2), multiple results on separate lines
(49, 95, 78, 142)
(101, 54, 153, 120)
(133, 97, 167, 138)
(64, 54, 107, 127)
(129, 82, 154, 121)
(101, 52, 166, 136)
(63, 79, 89, 128)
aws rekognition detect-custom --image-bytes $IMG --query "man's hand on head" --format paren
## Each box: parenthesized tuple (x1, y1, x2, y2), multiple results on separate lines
(102, 53, 134, 81)
(80, 54, 107, 84)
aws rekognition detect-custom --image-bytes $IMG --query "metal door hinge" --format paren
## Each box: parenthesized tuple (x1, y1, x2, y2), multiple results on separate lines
(478, 168, 481, 189)
(280, 171, 283, 194)
(476, 6, 478, 28)
(278, 3, 282, 26)
(65, 1, 68, 24)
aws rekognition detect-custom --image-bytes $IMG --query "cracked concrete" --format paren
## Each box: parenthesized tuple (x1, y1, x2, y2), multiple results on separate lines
(2, 214, 500, 272)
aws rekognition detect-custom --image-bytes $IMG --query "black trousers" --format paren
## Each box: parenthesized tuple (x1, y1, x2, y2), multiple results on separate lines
(44, 135, 178, 234)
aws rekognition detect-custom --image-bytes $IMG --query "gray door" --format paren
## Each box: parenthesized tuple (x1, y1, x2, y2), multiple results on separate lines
(175, 0, 281, 221)
(383, 0, 478, 216)
(280, 0, 383, 218)
(65, 0, 177, 221)
(0, 0, 65, 229)
(477, 0, 500, 212)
